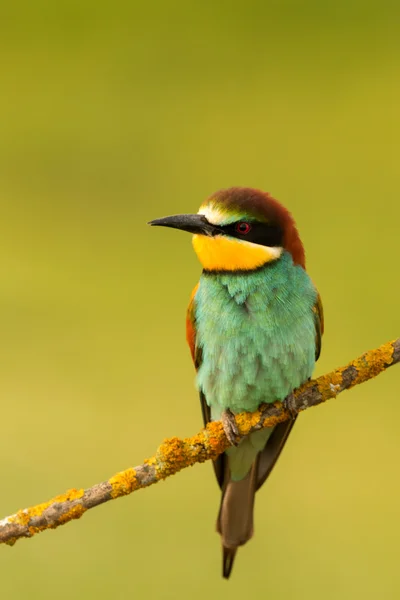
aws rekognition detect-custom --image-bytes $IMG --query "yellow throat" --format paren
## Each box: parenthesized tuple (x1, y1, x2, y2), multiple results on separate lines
(192, 234, 282, 271)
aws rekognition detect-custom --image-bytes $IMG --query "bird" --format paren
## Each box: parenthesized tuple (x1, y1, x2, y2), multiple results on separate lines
(149, 187, 323, 579)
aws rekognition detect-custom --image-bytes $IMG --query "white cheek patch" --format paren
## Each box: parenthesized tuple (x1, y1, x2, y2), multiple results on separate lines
(259, 245, 283, 259)
(238, 242, 282, 261)
(232, 238, 283, 264)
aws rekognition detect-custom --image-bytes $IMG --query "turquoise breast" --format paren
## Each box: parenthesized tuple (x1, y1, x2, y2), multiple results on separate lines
(194, 251, 318, 417)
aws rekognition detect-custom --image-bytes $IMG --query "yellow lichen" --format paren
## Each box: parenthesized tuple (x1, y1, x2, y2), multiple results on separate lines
(314, 341, 395, 402)
(188, 428, 221, 463)
(109, 468, 139, 498)
(205, 421, 227, 456)
(316, 369, 344, 400)
(10, 510, 30, 526)
(155, 437, 189, 479)
(235, 409, 261, 435)
(56, 504, 87, 525)
(3, 488, 87, 542)
(294, 379, 314, 398)
(9, 488, 85, 526)
(350, 342, 394, 385)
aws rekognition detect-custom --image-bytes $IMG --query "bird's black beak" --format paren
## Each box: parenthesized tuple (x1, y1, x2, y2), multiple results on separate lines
(148, 214, 220, 236)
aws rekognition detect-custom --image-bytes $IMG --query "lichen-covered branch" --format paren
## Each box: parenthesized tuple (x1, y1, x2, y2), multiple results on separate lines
(1, 339, 399, 547)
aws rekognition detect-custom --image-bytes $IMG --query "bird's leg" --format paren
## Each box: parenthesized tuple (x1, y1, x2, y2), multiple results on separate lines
(221, 409, 240, 446)
(282, 391, 297, 419)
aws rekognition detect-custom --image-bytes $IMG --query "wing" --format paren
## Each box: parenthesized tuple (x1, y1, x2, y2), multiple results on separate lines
(186, 283, 200, 366)
(256, 290, 324, 489)
(186, 283, 226, 487)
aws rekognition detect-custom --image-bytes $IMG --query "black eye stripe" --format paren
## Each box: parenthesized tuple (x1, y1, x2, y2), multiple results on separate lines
(221, 222, 283, 248)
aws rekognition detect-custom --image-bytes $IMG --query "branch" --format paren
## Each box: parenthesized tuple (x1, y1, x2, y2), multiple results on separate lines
(1, 338, 399, 547)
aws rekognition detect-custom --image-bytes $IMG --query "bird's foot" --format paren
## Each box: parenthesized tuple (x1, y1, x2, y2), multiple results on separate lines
(221, 409, 240, 446)
(283, 392, 297, 419)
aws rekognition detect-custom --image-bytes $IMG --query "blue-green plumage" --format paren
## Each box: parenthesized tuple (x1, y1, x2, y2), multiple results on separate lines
(194, 251, 317, 415)
(194, 251, 317, 482)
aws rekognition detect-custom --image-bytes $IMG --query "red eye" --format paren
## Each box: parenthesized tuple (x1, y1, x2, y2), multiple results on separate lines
(236, 222, 252, 235)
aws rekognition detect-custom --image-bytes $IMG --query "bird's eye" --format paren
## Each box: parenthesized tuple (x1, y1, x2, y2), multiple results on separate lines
(236, 222, 252, 235)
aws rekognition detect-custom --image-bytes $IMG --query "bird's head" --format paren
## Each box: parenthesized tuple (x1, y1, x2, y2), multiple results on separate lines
(149, 187, 305, 272)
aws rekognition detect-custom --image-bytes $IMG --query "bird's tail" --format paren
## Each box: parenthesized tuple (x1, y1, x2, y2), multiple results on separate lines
(217, 459, 258, 579)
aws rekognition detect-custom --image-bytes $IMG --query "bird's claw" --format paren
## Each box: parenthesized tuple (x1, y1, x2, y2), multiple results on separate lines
(221, 409, 240, 446)
(283, 392, 297, 419)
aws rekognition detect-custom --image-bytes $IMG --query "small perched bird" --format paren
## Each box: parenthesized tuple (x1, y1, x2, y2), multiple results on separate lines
(149, 187, 323, 578)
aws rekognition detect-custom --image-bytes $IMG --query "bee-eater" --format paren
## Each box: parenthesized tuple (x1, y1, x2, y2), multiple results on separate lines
(149, 187, 323, 579)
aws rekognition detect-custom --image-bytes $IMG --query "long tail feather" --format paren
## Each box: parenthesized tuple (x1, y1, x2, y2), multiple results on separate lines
(217, 460, 258, 578)
(222, 546, 237, 579)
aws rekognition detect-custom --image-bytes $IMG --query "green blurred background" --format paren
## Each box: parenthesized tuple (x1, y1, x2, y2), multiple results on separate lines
(0, 1, 399, 598)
